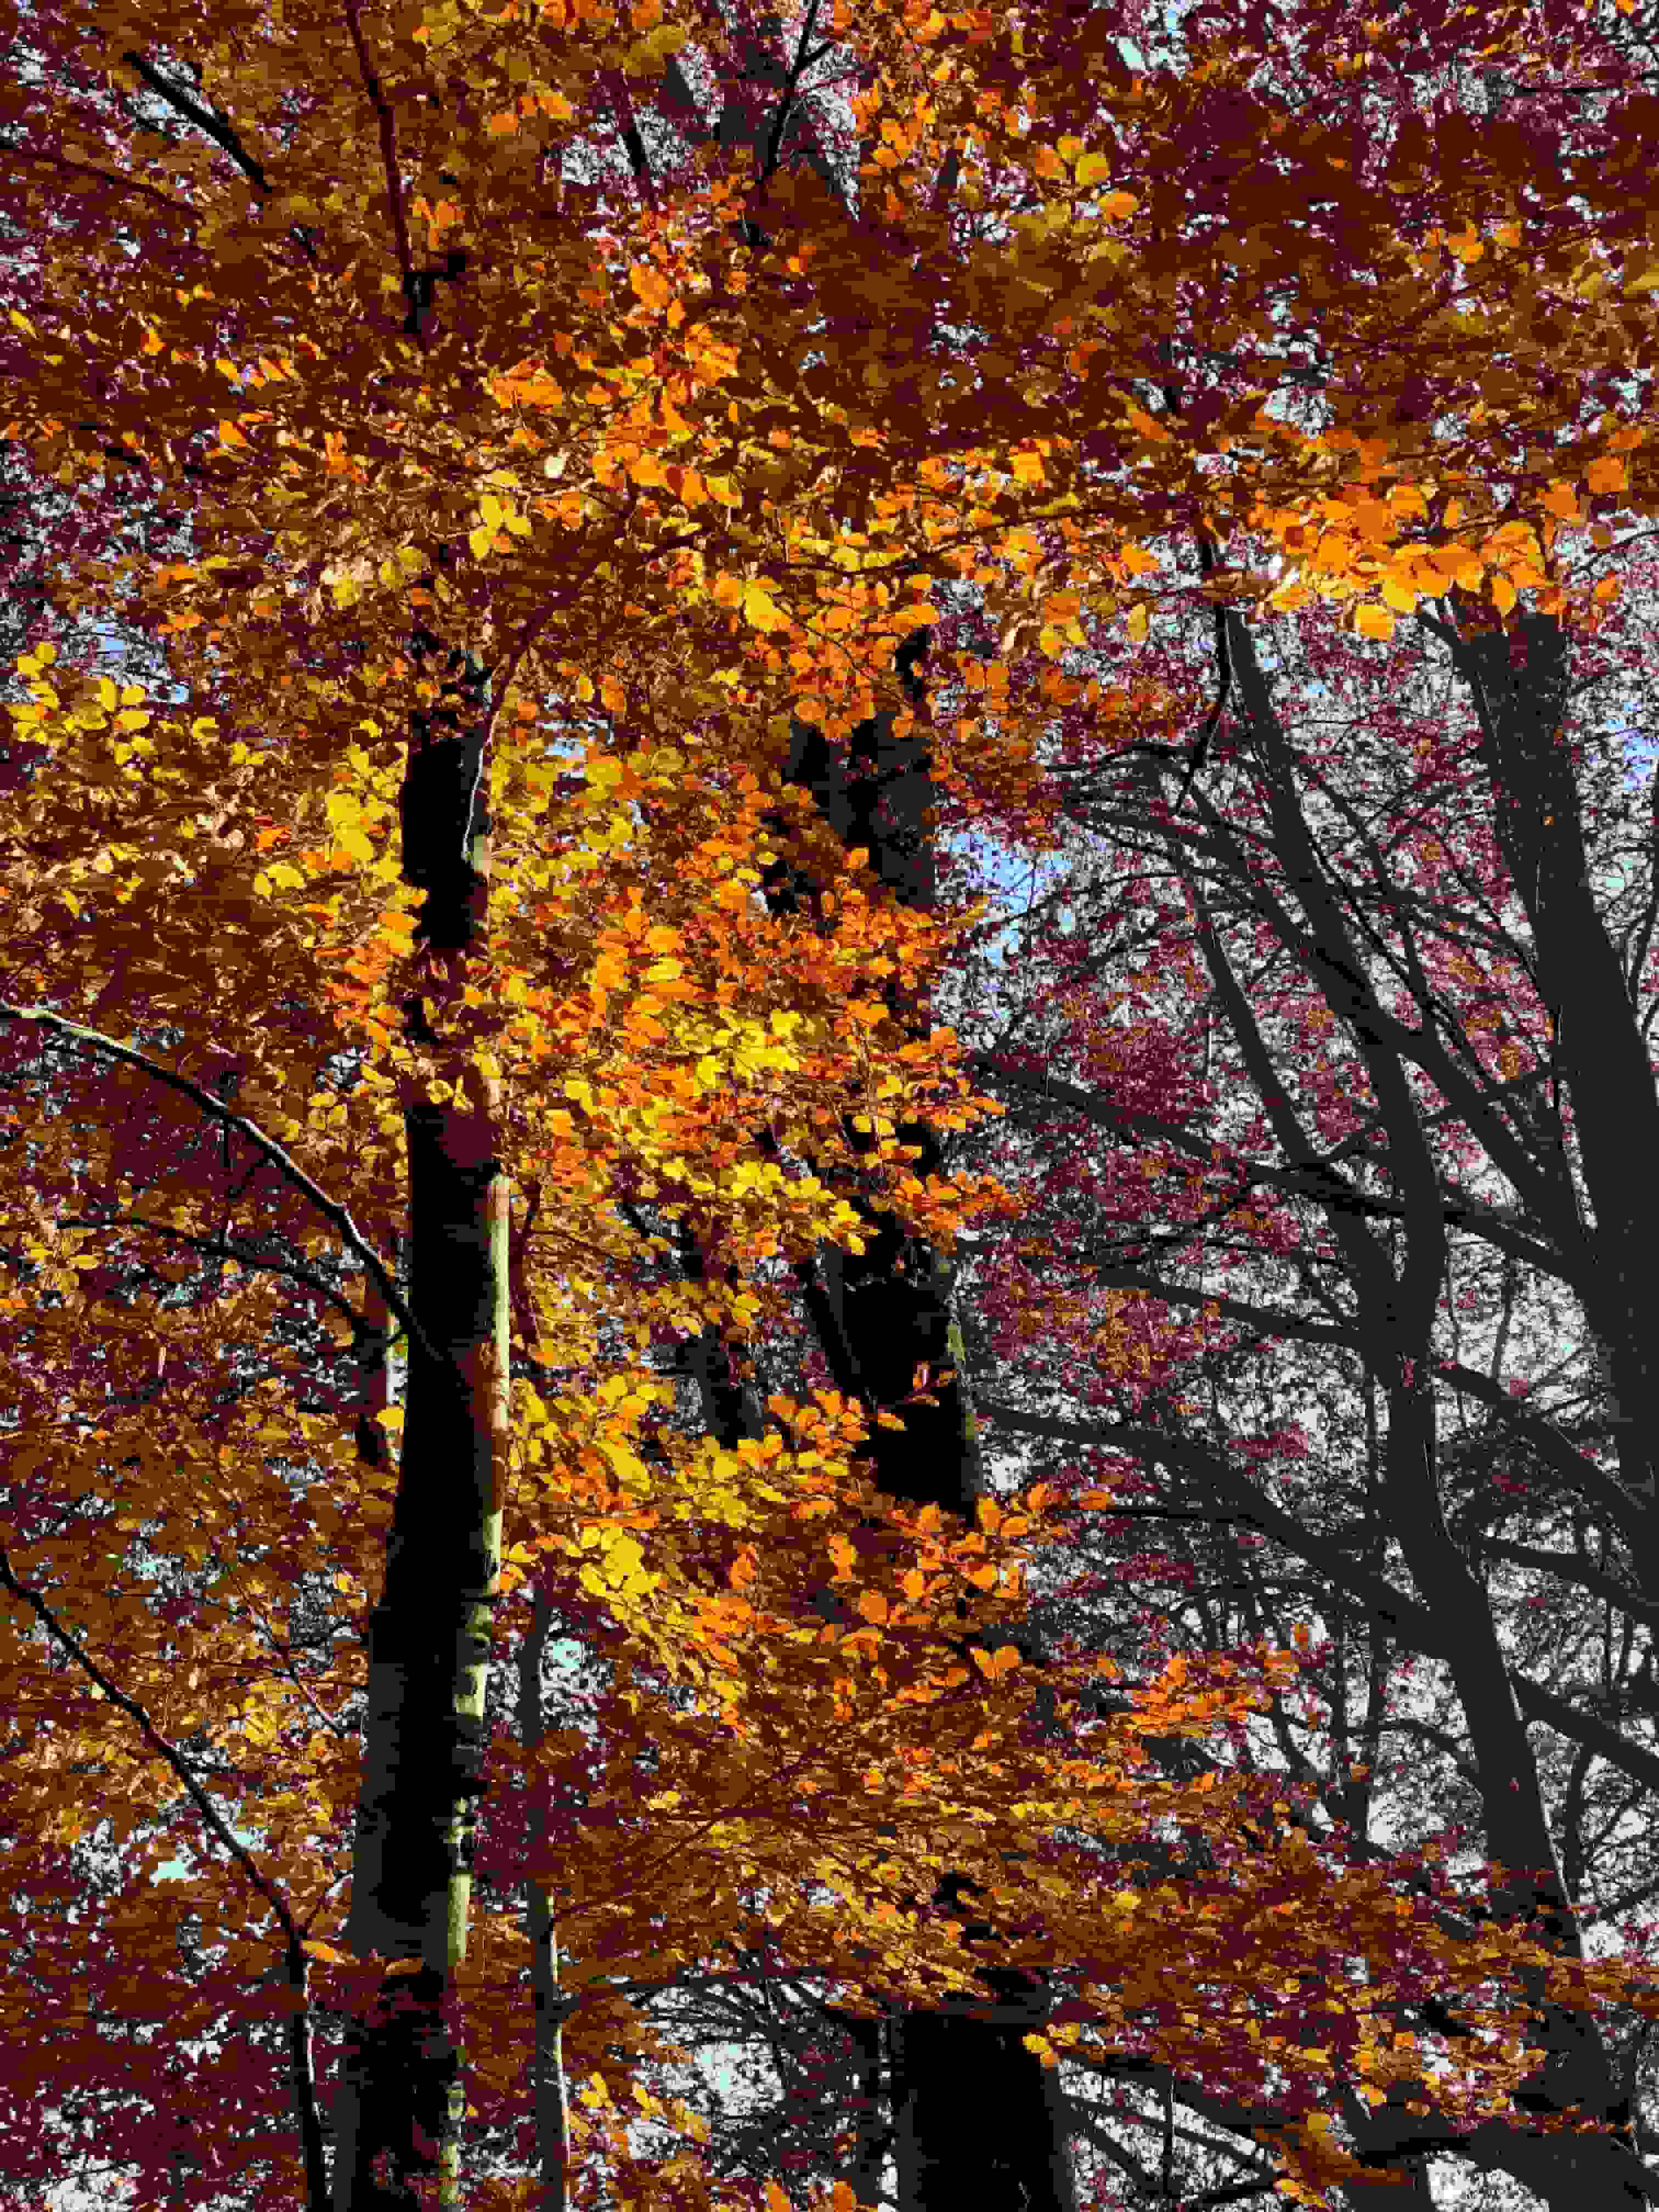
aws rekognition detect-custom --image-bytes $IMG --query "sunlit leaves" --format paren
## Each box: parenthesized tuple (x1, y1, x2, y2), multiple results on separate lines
(741, 580, 787, 632)
(7, 0, 1659, 2200)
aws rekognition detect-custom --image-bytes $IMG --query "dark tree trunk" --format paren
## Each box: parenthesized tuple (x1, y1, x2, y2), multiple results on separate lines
(331, 636, 510, 2210)
(891, 1983, 1077, 2212)
(761, 650, 1076, 2212)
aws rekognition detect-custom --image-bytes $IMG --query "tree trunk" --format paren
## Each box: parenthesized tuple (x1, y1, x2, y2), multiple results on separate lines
(331, 634, 509, 2209)
(1335, 2080, 1442, 2206)
(518, 1582, 582, 2212)
(1438, 597, 1659, 1514)
(834, 2005, 891, 2209)
(764, 662, 1076, 2212)
(890, 1988, 1076, 2212)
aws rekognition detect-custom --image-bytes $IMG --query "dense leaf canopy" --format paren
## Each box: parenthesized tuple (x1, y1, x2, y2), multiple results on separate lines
(4, 0, 1659, 2207)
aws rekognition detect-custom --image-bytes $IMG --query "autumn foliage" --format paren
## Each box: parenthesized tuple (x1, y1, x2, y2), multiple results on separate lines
(4, 0, 1659, 2205)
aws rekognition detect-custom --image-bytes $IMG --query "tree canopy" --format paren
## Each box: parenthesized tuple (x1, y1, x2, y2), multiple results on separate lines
(4, 0, 1659, 2207)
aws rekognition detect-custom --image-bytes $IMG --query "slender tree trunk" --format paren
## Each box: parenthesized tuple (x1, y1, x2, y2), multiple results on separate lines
(518, 1582, 582, 2212)
(332, 634, 509, 2209)
(832, 2005, 891, 2208)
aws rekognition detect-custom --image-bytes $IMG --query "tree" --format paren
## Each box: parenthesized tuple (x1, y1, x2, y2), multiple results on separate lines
(936, 537, 1659, 2205)
(8, 0, 1659, 2208)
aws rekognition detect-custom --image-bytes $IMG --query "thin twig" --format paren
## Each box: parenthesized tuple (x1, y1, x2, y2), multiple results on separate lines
(0, 999, 454, 1383)
(0, 1547, 331, 2210)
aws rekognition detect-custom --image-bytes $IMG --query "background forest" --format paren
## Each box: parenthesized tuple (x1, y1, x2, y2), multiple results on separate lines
(4, 0, 1659, 2209)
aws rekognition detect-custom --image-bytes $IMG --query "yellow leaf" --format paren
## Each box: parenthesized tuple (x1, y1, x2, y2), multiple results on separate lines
(1586, 455, 1627, 494)
(1491, 573, 1518, 615)
(624, 22, 691, 72)
(1355, 603, 1395, 641)
(97, 677, 118, 711)
(469, 525, 493, 560)
(487, 108, 519, 134)
(1380, 577, 1418, 613)
(480, 493, 504, 528)
(1126, 603, 1149, 643)
(856, 1589, 889, 1623)
(1011, 450, 1046, 484)
(742, 582, 787, 632)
